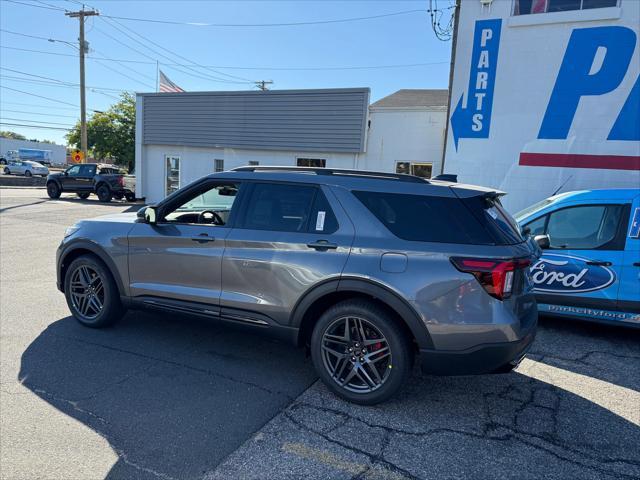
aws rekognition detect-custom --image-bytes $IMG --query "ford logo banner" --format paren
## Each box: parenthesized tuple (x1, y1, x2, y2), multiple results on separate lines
(531, 254, 615, 294)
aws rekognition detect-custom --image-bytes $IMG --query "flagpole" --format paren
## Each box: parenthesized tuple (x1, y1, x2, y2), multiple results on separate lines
(156, 61, 159, 92)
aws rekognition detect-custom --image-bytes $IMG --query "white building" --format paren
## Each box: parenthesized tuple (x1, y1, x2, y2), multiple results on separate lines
(135, 88, 448, 203)
(362, 89, 448, 178)
(443, 0, 640, 211)
(0, 137, 66, 165)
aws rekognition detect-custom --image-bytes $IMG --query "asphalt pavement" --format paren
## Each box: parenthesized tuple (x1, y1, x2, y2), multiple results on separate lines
(1, 188, 639, 480)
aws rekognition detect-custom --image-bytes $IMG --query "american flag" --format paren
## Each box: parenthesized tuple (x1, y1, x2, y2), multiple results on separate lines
(158, 70, 185, 93)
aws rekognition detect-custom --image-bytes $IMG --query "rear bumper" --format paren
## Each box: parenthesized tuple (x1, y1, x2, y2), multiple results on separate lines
(419, 328, 536, 375)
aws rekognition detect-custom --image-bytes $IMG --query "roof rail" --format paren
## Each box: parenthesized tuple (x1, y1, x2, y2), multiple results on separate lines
(231, 165, 428, 183)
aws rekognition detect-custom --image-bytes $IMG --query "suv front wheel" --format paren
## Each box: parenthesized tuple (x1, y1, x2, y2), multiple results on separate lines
(311, 300, 412, 405)
(64, 255, 125, 327)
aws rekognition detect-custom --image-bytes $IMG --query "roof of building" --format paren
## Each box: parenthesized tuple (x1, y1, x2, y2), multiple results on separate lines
(370, 89, 449, 109)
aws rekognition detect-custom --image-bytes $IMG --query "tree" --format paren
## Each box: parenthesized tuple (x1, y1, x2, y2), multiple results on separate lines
(0, 131, 27, 140)
(66, 92, 135, 171)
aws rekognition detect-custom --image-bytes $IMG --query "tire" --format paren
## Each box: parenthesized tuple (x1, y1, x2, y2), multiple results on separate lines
(25, 170, 32, 177)
(46, 181, 61, 199)
(125, 192, 136, 202)
(64, 254, 125, 328)
(310, 299, 412, 405)
(96, 184, 112, 203)
(3, 168, 10, 175)
(77, 192, 90, 199)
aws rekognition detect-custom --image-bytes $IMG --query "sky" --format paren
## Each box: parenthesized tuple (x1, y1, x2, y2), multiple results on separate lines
(0, 0, 455, 145)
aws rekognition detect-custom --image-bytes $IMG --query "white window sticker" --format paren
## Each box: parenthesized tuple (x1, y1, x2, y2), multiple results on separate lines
(316, 211, 326, 231)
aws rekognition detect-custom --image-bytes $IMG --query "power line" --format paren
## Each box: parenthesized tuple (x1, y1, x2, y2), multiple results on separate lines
(0, 67, 132, 92)
(0, 109, 79, 118)
(104, 16, 253, 83)
(2, 0, 65, 11)
(0, 45, 448, 71)
(1, 100, 82, 111)
(97, 9, 427, 27)
(95, 19, 251, 84)
(0, 28, 75, 44)
(1, 85, 86, 109)
(0, 116, 75, 126)
(0, 122, 72, 131)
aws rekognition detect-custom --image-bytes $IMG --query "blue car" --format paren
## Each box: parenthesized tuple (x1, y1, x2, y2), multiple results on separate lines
(515, 189, 640, 328)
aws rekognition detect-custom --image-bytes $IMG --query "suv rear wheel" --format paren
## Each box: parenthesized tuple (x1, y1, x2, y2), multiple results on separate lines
(96, 184, 112, 202)
(46, 182, 61, 199)
(64, 255, 125, 327)
(311, 299, 412, 405)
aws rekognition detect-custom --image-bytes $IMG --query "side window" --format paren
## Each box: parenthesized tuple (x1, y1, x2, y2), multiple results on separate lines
(67, 165, 81, 176)
(546, 205, 625, 249)
(242, 183, 315, 232)
(524, 215, 547, 236)
(79, 165, 96, 176)
(308, 189, 338, 234)
(163, 182, 240, 225)
(165, 156, 180, 195)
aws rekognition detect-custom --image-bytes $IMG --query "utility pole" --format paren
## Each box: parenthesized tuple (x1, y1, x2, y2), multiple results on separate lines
(66, 6, 99, 163)
(440, 0, 460, 175)
(255, 80, 273, 91)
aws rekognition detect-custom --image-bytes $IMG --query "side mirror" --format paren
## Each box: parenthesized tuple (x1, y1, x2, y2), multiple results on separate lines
(137, 206, 157, 224)
(64, 171, 69, 176)
(534, 234, 550, 249)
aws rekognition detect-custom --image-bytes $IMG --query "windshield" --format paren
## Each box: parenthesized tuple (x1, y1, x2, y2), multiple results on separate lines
(175, 185, 237, 212)
(514, 192, 573, 222)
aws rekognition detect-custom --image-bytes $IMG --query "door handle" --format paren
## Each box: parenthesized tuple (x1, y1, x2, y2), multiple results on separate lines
(307, 240, 337, 251)
(586, 260, 612, 266)
(191, 233, 215, 243)
(633, 262, 640, 267)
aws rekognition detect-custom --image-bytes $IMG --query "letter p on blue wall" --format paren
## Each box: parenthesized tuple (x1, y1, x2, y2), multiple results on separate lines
(538, 26, 637, 140)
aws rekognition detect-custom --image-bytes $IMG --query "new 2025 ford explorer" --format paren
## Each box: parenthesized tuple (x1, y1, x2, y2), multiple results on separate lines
(57, 167, 539, 404)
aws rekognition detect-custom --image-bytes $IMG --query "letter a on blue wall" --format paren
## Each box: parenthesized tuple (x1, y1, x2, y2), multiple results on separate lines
(451, 19, 502, 150)
(539, 26, 637, 140)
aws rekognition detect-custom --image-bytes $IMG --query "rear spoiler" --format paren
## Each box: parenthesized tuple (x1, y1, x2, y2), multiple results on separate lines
(432, 174, 458, 182)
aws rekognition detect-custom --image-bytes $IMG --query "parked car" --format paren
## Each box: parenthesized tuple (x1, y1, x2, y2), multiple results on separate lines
(3, 160, 49, 177)
(515, 189, 640, 328)
(46, 163, 136, 202)
(56, 167, 538, 404)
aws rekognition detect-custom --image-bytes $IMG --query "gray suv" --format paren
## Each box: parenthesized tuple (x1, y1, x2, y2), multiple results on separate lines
(56, 167, 538, 404)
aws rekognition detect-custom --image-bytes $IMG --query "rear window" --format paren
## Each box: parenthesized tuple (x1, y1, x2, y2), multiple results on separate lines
(353, 191, 495, 244)
(462, 196, 525, 245)
(353, 191, 524, 245)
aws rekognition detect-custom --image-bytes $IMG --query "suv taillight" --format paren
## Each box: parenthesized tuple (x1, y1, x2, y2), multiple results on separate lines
(450, 257, 531, 300)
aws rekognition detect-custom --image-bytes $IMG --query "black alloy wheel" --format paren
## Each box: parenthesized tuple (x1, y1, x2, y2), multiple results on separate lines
(47, 182, 61, 199)
(64, 255, 124, 327)
(311, 300, 412, 405)
(69, 265, 105, 320)
(321, 316, 392, 393)
(96, 184, 112, 202)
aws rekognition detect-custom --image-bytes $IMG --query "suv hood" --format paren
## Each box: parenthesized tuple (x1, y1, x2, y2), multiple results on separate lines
(82, 212, 139, 224)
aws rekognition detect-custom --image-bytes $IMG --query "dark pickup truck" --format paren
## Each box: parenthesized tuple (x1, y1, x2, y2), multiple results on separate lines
(46, 163, 136, 202)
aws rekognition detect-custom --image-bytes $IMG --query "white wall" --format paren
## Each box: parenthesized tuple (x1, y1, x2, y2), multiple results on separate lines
(139, 144, 357, 203)
(363, 107, 446, 174)
(444, 0, 640, 212)
(0, 138, 66, 164)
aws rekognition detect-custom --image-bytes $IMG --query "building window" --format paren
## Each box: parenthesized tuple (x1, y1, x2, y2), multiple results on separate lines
(296, 158, 326, 168)
(165, 156, 180, 195)
(248, 160, 259, 166)
(214, 159, 224, 172)
(513, 0, 618, 15)
(395, 162, 433, 179)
